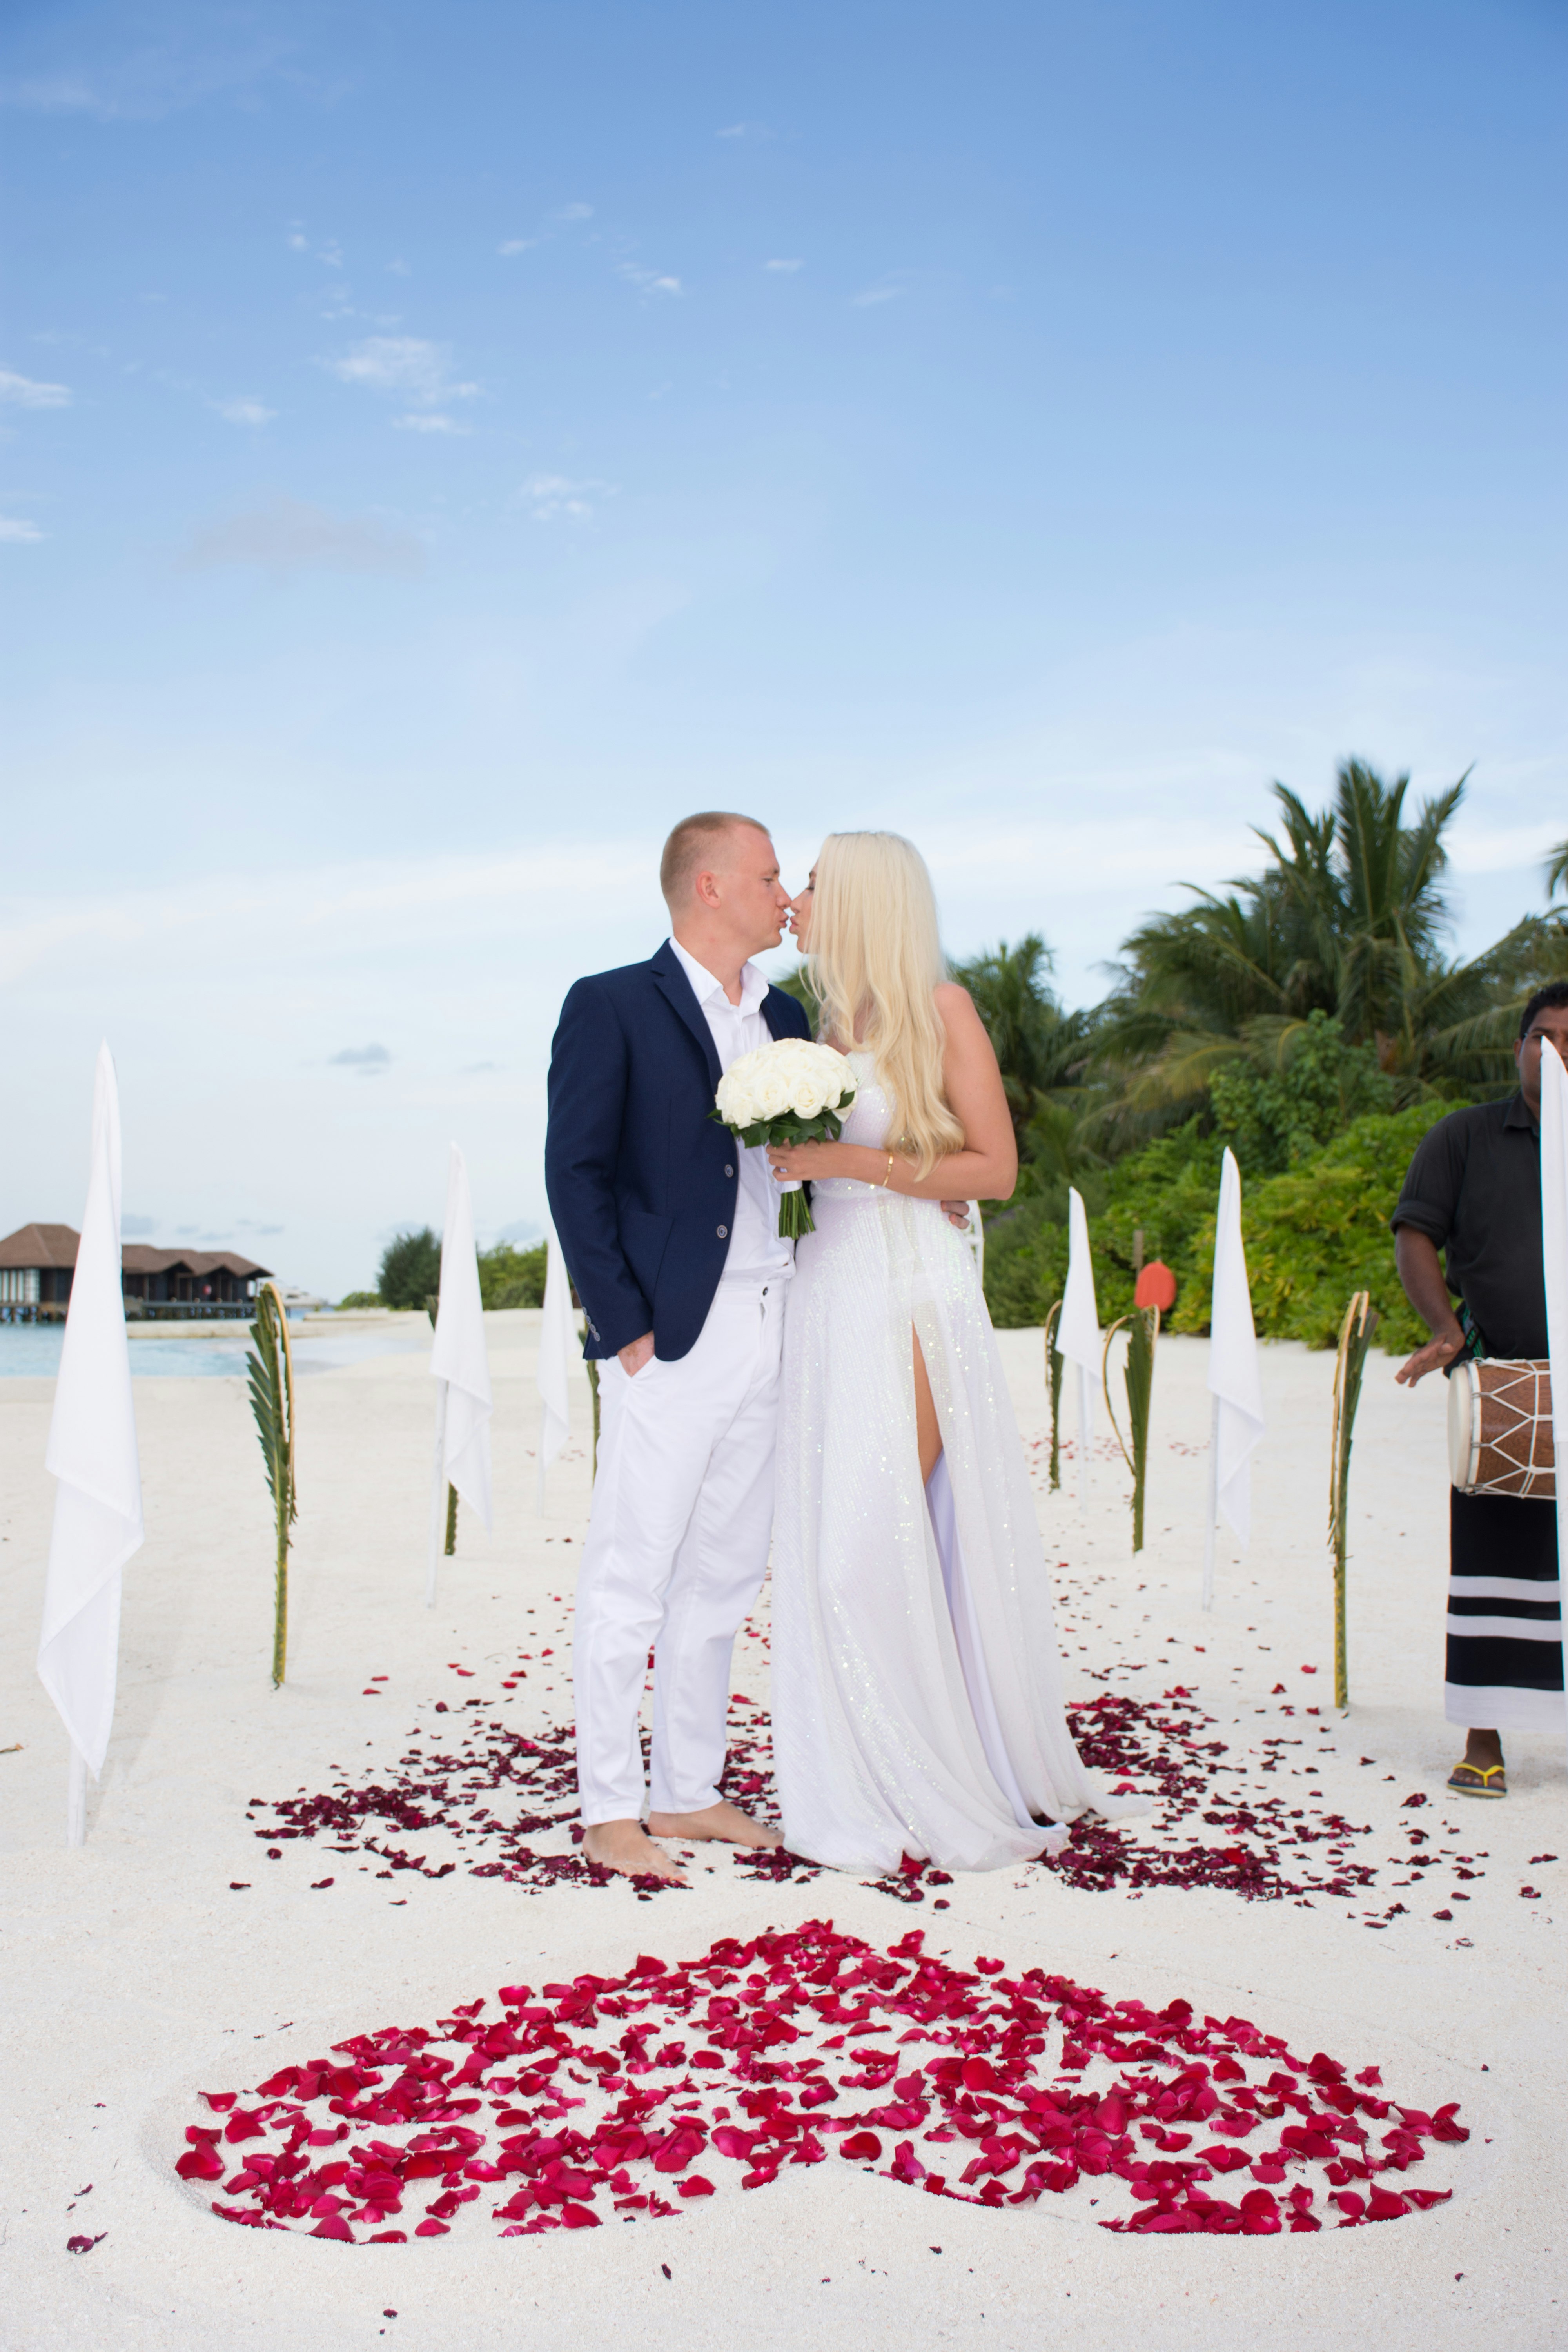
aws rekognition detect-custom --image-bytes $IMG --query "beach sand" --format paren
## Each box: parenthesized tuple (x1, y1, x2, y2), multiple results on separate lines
(2, 1314, 1563, 2350)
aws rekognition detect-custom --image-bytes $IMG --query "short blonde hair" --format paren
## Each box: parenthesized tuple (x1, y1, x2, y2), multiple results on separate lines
(807, 832, 965, 1177)
(659, 811, 771, 909)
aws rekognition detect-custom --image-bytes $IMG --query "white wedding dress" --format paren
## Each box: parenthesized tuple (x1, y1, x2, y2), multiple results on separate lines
(771, 1051, 1138, 1874)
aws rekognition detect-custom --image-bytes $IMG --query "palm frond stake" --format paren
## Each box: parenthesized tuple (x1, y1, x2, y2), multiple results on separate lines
(1044, 1300, 1064, 1490)
(1103, 1305, 1161, 1552)
(1328, 1291, 1379, 1709)
(246, 1281, 297, 1687)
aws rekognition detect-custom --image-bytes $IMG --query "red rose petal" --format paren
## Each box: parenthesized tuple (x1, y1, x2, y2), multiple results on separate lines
(181, 1918, 1463, 2244)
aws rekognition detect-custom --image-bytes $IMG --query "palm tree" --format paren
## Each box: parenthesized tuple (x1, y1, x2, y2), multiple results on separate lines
(1094, 759, 1501, 1126)
(951, 934, 1100, 1163)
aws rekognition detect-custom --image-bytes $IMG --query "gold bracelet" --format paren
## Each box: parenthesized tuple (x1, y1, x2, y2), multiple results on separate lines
(881, 1152, 895, 1189)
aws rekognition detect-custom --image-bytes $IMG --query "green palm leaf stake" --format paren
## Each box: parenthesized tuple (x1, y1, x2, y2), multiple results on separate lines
(1328, 1291, 1379, 1710)
(246, 1281, 297, 1687)
(1043, 1300, 1064, 1490)
(425, 1296, 459, 1554)
(1103, 1306, 1161, 1553)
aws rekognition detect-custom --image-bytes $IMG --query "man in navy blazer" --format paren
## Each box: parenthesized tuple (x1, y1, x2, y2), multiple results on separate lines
(546, 812, 809, 1882)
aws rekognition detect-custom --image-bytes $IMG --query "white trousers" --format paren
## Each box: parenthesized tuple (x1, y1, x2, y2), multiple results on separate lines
(574, 1279, 786, 1823)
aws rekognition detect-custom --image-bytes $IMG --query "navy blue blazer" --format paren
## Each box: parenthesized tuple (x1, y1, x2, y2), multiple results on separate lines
(544, 940, 811, 1362)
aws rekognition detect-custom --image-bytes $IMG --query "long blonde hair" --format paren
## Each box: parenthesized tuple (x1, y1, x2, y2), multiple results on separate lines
(808, 831, 965, 1177)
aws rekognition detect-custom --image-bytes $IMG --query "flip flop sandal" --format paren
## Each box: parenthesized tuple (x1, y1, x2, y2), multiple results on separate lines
(1447, 1761, 1507, 1798)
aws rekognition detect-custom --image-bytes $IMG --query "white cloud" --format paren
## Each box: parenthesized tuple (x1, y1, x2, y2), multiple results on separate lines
(387, 258, 410, 277)
(212, 396, 275, 426)
(850, 278, 904, 308)
(717, 122, 771, 141)
(552, 202, 594, 221)
(0, 366, 71, 408)
(180, 497, 425, 577)
(521, 473, 614, 522)
(325, 335, 478, 408)
(0, 515, 44, 543)
(764, 258, 803, 273)
(498, 238, 537, 257)
(618, 265, 682, 298)
(393, 412, 468, 435)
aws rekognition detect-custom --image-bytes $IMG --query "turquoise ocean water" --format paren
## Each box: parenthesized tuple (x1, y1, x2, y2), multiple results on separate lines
(0, 1325, 426, 1379)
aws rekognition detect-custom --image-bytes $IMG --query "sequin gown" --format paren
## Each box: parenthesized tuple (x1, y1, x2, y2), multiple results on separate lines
(771, 1051, 1121, 1874)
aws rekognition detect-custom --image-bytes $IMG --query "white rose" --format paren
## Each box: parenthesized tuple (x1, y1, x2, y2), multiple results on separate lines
(789, 1078, 827, 1118)
(751, 1063, 792, 1120)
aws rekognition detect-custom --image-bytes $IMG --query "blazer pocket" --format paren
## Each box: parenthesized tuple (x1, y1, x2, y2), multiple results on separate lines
(618, 1203, 673, 1299)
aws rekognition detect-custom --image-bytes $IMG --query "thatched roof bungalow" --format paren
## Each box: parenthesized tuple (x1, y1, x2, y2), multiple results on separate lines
(0, 1225, 272, 1318)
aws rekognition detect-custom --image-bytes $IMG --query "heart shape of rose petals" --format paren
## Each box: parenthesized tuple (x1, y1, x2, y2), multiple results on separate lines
(180, 1922, 1462, 2242)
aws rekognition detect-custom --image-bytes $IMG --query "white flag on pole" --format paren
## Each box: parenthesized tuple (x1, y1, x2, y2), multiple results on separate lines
(1208, 1147, 1265, 1546)
(431, 1145, 493, 1532)
(37, 1044, 143, 1837)
(1537, 1039, 1568, 1741)
(1057, 1187, 1100, 1504)
(536, 1226, 575, 1511)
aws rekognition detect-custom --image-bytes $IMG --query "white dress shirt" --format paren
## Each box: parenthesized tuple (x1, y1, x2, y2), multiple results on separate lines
(669, 935, 795, 1285)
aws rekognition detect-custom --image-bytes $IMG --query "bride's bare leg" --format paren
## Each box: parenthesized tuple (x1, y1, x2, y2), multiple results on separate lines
(913, 1331, 943, 1484)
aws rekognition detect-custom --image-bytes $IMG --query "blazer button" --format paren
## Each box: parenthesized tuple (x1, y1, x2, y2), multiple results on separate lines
(724, 1163, 735, 1178)
(716, 1225, 728, 1240)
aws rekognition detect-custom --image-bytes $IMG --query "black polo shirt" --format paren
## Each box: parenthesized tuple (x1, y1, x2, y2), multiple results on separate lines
(1390, 1094, 1545, 1358)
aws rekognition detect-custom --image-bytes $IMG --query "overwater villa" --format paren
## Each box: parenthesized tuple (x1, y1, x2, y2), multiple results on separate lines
(0, 1224, 272, 1320)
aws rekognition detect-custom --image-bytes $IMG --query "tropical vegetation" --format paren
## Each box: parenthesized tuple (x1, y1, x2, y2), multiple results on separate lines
(361, 1227, 547, 1310)
(967, 764, 1567, 1349)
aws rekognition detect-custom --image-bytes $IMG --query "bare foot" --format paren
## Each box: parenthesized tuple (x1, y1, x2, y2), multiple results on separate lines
(581, 1818, 687, 1882)
(645, 1799, 783, 1850)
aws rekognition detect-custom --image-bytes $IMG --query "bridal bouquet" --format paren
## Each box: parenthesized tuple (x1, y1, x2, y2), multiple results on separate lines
(711, 1038, 858, 1239)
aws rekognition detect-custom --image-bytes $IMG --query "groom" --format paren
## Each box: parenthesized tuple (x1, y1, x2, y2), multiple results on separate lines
(545, 812, 809, 1881)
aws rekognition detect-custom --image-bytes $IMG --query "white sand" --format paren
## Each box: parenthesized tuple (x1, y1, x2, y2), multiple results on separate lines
(2, 1314, 1564, 2350)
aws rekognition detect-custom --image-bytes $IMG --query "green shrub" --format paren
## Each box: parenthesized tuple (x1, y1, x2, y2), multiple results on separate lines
(336, 1289, 384, 1310)
(377, 1227, 442, 1310)
(479, 1241, 548, 1309)
(984, 1100, 1451, 1353)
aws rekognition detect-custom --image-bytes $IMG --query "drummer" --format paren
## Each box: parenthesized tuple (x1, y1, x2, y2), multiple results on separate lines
(1392, 981, 1568, 1797)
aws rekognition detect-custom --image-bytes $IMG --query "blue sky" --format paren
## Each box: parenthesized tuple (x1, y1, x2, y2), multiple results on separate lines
(4, 0, 1564, 1294)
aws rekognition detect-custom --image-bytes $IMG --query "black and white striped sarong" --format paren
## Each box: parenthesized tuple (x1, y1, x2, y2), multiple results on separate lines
(1447, 1488, 1564, 1733)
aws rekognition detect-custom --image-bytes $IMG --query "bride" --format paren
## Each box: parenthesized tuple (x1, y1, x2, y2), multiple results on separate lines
(765, 830, 1137, 1875)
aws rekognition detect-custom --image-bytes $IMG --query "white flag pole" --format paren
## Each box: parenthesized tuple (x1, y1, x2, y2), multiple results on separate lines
(36, 1043, 144, 1849)
(425, 1145, 494, 1607)
(1203, 1149, 1265, 1612)
(536, 1227, 574, 1514)
(1202, 1395, 1220, 1612)
(1538, 1039, 1568, 1745)
(425, 1378, 448, 1610)
(1057, 1187, 1101, 1518)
